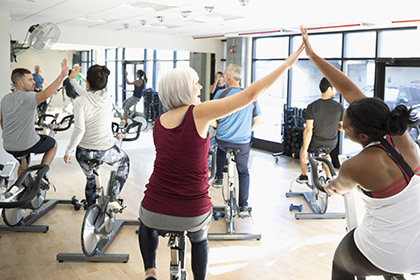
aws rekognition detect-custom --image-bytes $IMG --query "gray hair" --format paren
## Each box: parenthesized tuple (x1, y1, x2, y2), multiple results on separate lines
(225, 64, 242, 81)
(158, 67, 199, 110)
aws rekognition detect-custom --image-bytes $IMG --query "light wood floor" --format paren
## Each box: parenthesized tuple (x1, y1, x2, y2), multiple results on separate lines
(0, 124, 418, 280)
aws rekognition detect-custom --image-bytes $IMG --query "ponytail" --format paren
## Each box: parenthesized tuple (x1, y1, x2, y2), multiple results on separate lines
(387, 105, 419, 136)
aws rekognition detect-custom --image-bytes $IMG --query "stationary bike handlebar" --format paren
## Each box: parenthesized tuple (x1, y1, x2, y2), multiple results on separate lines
(35, 114, 74, 132)
(308, 156, 336, 193)
(112, 121, 142, 142)
(0, 164, 49, 208)
(53, 115, 74, 131)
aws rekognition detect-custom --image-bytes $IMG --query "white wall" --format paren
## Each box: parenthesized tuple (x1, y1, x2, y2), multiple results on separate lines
(10, 49, 75, 108)
(0, 10, 14, 163)
(10, 21, 224, 58)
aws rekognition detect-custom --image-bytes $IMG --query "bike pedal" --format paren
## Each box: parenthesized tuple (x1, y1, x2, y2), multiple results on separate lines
(117, 205, 127, 214)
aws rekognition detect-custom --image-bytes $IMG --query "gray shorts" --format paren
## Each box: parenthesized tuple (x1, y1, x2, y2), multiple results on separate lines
(139, 204, 212, 232)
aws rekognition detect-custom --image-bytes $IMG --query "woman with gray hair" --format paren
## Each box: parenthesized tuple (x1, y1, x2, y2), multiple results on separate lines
(138, 44, 304, 280)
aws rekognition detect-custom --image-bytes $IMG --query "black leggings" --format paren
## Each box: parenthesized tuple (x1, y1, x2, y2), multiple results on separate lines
(138, 220, 209, 280)
(332, 229, 401, 279)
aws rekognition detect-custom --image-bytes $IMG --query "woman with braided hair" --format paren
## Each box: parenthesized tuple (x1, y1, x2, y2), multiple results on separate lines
(301, 25, 420, 279)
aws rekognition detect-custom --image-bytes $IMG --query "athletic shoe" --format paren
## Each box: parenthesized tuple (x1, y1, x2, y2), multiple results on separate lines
(239, 205, 250, 218)
(108, 196, 123, 211)
(212, 176, 223, 188)
(296, 174, 308, 184)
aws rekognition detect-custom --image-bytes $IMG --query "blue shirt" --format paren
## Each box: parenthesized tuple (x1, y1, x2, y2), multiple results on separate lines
(32, 73, 44, 89)
(214, 87, 262, 144)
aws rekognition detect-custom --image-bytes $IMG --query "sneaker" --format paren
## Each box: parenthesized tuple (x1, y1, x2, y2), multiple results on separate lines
(239, 205, 250, 218)
(296, 174, 308, 184)
(108, 196, 123, 211)
(212, 176, 223, 188)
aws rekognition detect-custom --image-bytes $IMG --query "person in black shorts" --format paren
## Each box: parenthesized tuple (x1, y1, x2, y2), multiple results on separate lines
(1, 60, 68, 175)
(297, 77, 344, 183)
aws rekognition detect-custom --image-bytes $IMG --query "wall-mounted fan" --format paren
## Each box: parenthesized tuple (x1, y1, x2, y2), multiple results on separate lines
(10, 22, 61, 62)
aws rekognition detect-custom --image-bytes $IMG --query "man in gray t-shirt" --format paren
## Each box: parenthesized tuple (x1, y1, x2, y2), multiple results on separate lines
(1, 59, 68, 174)
(297, 77, 344, 183)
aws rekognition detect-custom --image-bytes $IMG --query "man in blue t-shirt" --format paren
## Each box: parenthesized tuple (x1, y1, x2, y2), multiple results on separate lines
(32, 65, 47, 91)
(211, 64, 261, 217)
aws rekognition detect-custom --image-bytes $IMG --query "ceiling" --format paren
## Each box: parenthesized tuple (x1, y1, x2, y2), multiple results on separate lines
(1, 0, 420, 39)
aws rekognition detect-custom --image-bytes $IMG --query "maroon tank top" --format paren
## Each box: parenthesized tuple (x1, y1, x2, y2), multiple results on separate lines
(141, 105, 212, 217)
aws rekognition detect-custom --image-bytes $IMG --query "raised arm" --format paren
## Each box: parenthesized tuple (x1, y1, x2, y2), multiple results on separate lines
(36, 59, 68, 104)
(300, 26, 365, 104)
(210, 74, 219, 94)
(125, 70, 142, 86)
(194, 43, 304, 137)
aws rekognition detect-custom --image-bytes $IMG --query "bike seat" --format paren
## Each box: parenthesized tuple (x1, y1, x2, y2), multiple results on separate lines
(157, 230, 186, 238)
(14, 154, 30, 160)
(86, 159, 104, 168)
(224, 147, 241, 155)
(309, 148, 328, 157)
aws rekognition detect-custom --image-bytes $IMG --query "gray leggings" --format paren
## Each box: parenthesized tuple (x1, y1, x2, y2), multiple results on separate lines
(76, 145, 130, 205)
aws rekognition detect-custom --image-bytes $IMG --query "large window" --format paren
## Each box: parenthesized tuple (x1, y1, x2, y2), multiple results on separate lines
(379, 29, 420, 58)
(290, 60, 341, 108)
(105, 48, 190, 105)
(253, 60, 288, 142)
(345, 32, 376, 58)
(252, 27, 420, 156)
(342, 60, 375, 155)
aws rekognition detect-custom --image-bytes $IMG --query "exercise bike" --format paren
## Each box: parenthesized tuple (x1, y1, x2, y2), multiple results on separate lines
(57, 120, 141, 263)
(209, 147, 261, 240)
(155, 230, 187, 280)
(112, 102, 148, 132)
(287, 149, 345, 220)
(0, 164, 50, 216)
(0, 114, 74, 233)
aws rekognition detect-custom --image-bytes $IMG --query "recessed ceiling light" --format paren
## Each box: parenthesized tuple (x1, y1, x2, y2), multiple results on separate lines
(140, 19, 146, 26)
(238, 0, 249, 6)
(157, 16, 164, 22)
(123, 23, 129, 29)
(204, 6, 214, 13)
(181, 11, 191, 18)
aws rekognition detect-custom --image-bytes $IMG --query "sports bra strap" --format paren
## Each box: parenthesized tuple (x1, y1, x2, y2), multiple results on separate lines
(378, 137, 414, 181)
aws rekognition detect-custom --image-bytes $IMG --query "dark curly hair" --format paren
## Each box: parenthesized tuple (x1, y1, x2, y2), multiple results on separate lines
(346, 97, 419, 140)
(87, 65, 110, 91)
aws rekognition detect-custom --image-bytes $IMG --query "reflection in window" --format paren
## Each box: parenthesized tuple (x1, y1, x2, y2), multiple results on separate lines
(254, 37, 289, 59)
(292, 33, 342, 58)
(384, 66, 420, 110)
(379, 29, 420, 57)
(384, 66, 420, 143)
(345, 32, 376, 58)
(253, 60, 288, 143)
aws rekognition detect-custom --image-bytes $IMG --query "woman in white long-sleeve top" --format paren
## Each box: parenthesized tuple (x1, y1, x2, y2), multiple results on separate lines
(63, 65, 129, 211)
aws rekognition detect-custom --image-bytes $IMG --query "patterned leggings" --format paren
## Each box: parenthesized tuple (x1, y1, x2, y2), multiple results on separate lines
(122, 96, 140, 116)
(76, 145, 130, 205)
